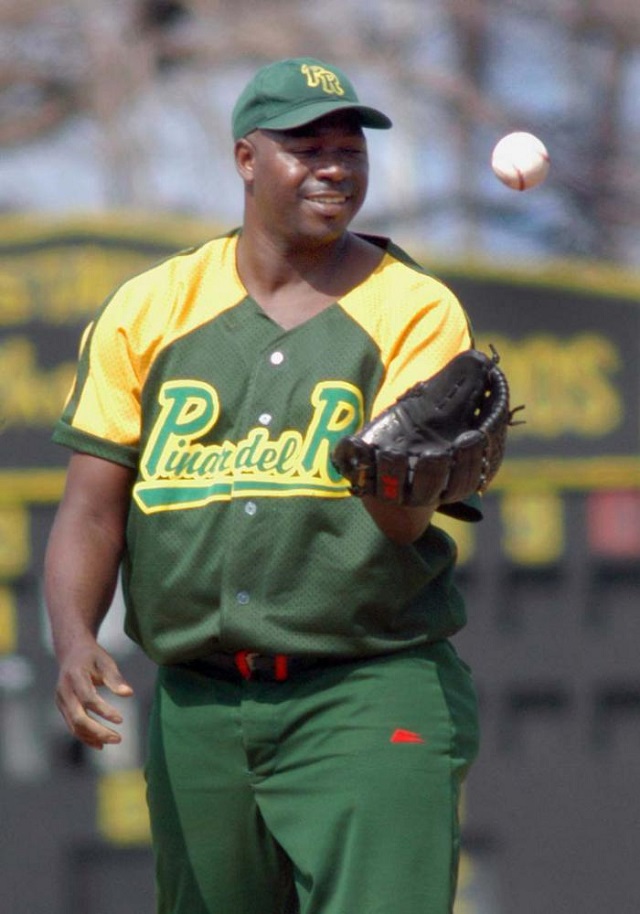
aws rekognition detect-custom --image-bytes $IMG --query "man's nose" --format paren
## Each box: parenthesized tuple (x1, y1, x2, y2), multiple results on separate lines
(314, 152, 353, 178)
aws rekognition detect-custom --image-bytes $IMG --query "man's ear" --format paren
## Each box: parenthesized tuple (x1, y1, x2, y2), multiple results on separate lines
(234, 138, 255, 181)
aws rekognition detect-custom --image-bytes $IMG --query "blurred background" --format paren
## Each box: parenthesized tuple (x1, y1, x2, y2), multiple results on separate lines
(0, 2, 639, 913)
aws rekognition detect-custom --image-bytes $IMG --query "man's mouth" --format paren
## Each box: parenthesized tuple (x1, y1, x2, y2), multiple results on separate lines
(308, 193, 348, 203)
(305, 192, 351, 212)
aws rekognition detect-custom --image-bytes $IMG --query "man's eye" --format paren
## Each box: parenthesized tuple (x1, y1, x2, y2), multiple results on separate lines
(290, 145, 319, 155)
(291, 146, 364, 158)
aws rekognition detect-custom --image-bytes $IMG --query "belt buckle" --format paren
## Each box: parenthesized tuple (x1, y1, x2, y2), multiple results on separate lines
(235, 650, 288, 682)
(234, 650, 258, 680)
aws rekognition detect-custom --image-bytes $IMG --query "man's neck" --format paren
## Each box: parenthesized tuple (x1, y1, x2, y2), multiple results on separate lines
(235, 228, 384, 331)
(236, 227, 353, 296)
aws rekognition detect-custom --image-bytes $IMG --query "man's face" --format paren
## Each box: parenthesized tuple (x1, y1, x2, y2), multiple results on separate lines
(237, 110, 370, 246)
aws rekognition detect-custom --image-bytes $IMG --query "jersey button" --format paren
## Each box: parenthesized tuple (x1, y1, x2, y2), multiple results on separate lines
(244, 501, 257, 516)
(270, 351, 285, 365)
(258, 412, 272, 426)
(236, 591, 250, 606)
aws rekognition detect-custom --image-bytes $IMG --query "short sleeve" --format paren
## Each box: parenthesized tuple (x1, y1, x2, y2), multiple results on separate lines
(53, 287, 143, 465)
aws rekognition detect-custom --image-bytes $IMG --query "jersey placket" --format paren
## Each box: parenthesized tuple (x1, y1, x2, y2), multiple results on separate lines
(218, 338, 292, 649)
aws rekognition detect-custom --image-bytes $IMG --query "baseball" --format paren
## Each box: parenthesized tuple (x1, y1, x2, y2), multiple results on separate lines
(491, 132, 550, 191)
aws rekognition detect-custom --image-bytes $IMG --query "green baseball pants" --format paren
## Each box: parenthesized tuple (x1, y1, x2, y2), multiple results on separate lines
(145, 641, 479, 914)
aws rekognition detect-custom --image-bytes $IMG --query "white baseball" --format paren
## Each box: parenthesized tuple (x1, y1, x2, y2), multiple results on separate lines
(491, 132, 550, 191)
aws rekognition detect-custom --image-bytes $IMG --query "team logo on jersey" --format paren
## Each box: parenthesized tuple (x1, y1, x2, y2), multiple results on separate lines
(133, 379, 363, 513)
(300, 64, 345, 96)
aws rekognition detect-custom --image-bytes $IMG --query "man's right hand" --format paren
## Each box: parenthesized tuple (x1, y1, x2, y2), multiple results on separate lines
(55, 640, 133, 750)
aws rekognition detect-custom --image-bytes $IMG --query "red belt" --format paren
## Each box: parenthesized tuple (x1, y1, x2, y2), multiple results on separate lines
(234, 650, 289, 681)
(180, 651, 344, 682)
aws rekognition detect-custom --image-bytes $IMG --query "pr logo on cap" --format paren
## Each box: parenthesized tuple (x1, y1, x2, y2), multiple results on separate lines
(300, 64, 345, 97)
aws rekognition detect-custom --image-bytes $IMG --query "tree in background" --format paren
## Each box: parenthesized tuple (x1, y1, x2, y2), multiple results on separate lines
(0, 0, 639, 267)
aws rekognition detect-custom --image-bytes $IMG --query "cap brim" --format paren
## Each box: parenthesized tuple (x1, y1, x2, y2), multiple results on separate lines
(256, 100, 392, 132)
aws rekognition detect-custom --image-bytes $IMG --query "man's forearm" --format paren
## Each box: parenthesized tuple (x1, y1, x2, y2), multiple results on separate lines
(362, 495, 434, 545)
(44, 507, 125, 657)
(44, 453, 134, 659)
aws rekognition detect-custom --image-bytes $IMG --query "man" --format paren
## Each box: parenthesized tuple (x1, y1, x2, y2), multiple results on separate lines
(45, 57, 480, 914)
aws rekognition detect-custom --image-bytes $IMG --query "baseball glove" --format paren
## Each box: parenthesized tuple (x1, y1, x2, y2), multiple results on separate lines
(331, 346, 519, 507)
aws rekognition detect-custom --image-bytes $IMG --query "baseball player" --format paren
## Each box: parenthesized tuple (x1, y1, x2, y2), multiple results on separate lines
(45, 58, 482, 914)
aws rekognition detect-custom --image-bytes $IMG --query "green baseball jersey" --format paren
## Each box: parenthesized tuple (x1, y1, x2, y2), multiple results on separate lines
(54, 230, 479, 665)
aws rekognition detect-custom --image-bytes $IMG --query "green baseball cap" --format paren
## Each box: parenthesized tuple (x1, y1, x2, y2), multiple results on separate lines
(232, 57, 392, 140)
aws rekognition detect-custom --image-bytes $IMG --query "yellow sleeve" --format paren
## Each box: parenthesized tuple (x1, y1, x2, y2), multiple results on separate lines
(340, 254, 473, 418)
(72, 313, 142, 445)
(58, 235, 244, 448)
(371, 283, 472, 416)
